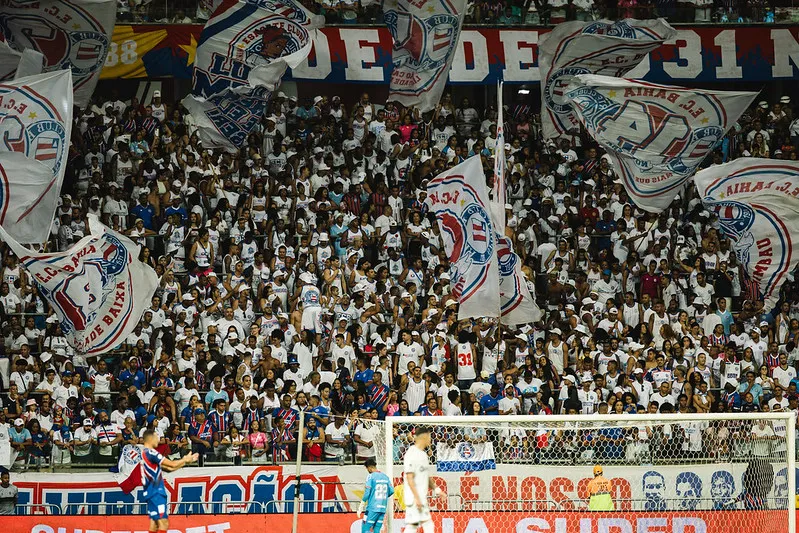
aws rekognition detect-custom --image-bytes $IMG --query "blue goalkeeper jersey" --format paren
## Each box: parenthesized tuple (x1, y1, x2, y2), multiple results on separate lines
(363, 471, 394, 514)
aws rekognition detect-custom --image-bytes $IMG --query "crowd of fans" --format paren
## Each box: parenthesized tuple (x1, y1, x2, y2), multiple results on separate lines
(1, 72, 799, 469)
(115, 0, 797, 25)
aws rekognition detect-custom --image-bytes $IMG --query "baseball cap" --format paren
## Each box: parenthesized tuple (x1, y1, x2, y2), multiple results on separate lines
(83, 418, 93, 426)
(153, 90, 161, 98)
(13, 419, 23, 427)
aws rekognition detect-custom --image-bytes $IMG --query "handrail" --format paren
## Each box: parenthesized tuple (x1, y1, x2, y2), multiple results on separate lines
(15, 503, 62, 515)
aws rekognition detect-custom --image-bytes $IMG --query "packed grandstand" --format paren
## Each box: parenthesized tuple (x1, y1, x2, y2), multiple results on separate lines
(0, 0, 797, 521)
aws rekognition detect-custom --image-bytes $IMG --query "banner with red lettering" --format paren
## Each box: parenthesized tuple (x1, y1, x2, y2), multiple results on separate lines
(566, 75, 757, 213)
(538, 19, 676, 140)
(694, 159, 799, 312)
(0, 215, 158, 355)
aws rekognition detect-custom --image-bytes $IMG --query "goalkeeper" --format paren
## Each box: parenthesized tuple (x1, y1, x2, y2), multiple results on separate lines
(587, 465, 614, 511)
(357, 458, 395, 533)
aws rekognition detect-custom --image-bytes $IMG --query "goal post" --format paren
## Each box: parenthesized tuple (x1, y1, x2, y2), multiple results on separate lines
(380, 413, 796, 533)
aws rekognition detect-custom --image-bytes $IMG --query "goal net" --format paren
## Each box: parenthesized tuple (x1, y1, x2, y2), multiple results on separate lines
(376, 413, 796, 533)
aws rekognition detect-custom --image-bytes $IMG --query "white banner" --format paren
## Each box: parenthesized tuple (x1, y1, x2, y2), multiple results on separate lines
(183, 0, 321, 151)
(0, 0, 116, 108)
(0, 215, 158, 354)
(425, 156, 499, 319)
(498, 236, 542, 326)
(0, 70, 72, 244)
(566, 75, 757, 213)
(538, 19, 675, 140)
(384, 0, 466, 112)
(694, 159, 799, 312)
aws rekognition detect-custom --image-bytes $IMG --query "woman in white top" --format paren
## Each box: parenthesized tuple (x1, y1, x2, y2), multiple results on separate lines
(189, 228, 214, 274)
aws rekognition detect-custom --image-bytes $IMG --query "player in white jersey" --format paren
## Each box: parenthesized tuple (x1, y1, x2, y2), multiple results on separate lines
(403, 427, 445, 533)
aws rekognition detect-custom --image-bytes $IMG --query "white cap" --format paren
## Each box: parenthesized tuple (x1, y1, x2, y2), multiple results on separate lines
(550, 328, 562, 336)
(153, 90, 161, 98)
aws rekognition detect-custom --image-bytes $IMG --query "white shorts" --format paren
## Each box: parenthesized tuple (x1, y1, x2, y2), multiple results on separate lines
(404, 504, 431, 525)
(301, 306, 322, 332)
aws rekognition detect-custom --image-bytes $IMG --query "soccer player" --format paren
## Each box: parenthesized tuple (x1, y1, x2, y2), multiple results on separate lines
(403, 427, 446, 533)
(141, 429, 198, 533)
(357, 457, 394, 533)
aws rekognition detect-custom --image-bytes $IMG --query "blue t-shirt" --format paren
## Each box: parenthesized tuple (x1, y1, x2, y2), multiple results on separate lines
(142, 448, 166, 501)
(354, 368, 374, 385)
(363, 471, 394, 514)
(480, 393, 500, 415)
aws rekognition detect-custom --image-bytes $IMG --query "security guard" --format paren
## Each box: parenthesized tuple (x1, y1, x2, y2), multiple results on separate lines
(587, 465, 614, 511)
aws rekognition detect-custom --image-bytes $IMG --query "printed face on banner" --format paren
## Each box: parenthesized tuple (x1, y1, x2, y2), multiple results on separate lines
(229, 17, 308, 67)
(0, 0, 110, 95)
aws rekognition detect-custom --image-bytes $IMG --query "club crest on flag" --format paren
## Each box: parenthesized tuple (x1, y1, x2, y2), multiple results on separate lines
(0, 0, 110, 94)
(565, 75, 757, 212)
(229, 17, 308, 67)
(457, 442, 475, 459)
(386, 10, 459, 71)
(35, 232, 129, 336)
(0, 81, 68, 179)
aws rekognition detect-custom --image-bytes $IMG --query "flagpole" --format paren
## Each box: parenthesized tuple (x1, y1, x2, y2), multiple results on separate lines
(496, 79, 504, 364)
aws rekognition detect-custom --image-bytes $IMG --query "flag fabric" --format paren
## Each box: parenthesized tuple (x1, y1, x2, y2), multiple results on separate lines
(694, 159, 799, 313)
(384, 0, 466, 112)
(436, 440, 496, 472)
(0, 36, 21, 81)
(112, 444, 143, 494)
(0, 215, 158, 355)
(0, 0, 116, 108)
(566, 75, 758, 213)
(538, 19, 676, 140)
(0, 70, 72, 244)
(490, 81, 506, 233)
(425, 156, 500, 320)
(182, 0, 322, 151)
(497, 236, 542, 326)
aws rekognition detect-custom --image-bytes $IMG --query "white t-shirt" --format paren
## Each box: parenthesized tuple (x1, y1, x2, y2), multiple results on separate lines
(354, 422, 379, 458)
(403, 444, 431, 507)
(751, 424, 775, 457)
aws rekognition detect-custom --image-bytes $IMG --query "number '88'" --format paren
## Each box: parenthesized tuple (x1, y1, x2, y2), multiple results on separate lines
(105, 40, 139, 67)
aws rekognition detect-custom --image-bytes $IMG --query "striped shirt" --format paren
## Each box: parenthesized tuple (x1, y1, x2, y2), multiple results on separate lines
(141, 448, 166, 500)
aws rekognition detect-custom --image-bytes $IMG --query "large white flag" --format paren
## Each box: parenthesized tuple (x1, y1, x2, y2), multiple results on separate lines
(490, 81, 506, 233)
(0, 70, 72, 244)
(384, 0, 466, 112)
(566, 75, 758, 213)
(538, 19, 675, 140)
(498, 236, 542, 326)
(694, 159, 799, 313)
(182, 0, 321, 151)
(0, 0, 116, 108)
(0, 216, 158, 355)
(426, 156, 499, 320)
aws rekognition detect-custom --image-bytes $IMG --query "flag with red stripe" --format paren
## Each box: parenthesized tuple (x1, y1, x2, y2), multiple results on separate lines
(695, 159, 799, 313)
(425, 156, 500, 320)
